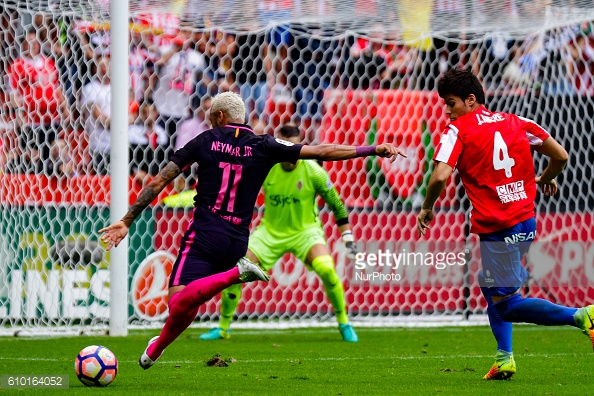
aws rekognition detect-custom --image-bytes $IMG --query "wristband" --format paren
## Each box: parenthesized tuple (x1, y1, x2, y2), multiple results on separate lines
(355, 146, 376, 157)
(342, 230, 354, 242)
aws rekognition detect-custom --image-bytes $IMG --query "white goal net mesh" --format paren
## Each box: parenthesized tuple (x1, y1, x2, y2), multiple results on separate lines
(1, 0, 593, 334)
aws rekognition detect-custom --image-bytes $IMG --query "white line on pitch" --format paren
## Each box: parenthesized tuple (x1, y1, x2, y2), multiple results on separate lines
(0, 351, 589, 365)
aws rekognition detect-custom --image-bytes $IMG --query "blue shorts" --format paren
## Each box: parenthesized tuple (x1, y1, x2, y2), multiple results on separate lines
(169, 230, 248, 287)
(478, 217, 536, 298)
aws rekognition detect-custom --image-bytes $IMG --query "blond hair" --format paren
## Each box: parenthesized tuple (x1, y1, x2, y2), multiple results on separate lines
(210, 91, 246, 122)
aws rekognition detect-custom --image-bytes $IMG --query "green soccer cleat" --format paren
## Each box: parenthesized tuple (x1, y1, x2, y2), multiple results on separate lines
(199, 327, 231, 341)
(338, 323, 359, 342)
(574, 304, 594, 351)
(483, 356, 516, 380)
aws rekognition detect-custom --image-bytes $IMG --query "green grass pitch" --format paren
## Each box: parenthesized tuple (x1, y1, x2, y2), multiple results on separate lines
(0, 326, 592, 395)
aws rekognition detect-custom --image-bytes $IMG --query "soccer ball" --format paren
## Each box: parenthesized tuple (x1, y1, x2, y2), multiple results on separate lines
(74, 345, 118, 387)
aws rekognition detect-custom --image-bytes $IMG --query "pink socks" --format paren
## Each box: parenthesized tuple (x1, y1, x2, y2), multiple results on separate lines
(147, 267, 241, 360)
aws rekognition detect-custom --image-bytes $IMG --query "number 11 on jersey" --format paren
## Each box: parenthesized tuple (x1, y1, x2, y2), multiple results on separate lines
(215, 162, 243, 212)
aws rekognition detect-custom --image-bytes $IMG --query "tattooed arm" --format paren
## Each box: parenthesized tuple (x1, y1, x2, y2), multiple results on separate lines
(121, 162, 181, 226)
(99, 162, 182, 250)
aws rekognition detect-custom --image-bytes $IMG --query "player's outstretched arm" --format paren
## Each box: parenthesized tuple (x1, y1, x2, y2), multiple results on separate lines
(99, 161, 182, 250)
(417, 161, 453, 238)
(299, 143, 406, 162)
(534, 136, 569, 196)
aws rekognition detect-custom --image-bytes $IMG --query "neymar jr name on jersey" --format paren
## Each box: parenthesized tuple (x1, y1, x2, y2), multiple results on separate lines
(211, 141, 253, 157)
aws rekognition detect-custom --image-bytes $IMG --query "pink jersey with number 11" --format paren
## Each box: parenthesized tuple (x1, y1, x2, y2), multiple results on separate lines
(434, 105, 550, 234)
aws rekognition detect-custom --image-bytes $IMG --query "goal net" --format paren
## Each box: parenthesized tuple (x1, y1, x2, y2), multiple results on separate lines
(1, 0, 593, 335)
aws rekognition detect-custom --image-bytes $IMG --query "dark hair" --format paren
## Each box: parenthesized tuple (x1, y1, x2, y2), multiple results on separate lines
(437, 68, 485, 105)
(22, 28, 38, 44)
(278, 124, 301, 139)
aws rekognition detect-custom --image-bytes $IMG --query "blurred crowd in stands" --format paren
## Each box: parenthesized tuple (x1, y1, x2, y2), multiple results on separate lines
(0, 1, 592, 179)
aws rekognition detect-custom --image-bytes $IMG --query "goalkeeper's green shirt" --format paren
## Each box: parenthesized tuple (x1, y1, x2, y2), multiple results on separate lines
(259, 160, 349, 238)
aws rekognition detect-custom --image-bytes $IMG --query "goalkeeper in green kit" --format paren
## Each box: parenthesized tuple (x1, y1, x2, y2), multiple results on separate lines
(199, 124, 359, 342)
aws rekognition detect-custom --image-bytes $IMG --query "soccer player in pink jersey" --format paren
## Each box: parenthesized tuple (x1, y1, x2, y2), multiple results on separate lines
(99, 92, 406, 370)
(417, 68, 594, 380)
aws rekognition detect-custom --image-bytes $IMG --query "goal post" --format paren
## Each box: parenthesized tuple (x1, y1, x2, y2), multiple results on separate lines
(0, 1, 593, 336)
(109, 0, 130, 337)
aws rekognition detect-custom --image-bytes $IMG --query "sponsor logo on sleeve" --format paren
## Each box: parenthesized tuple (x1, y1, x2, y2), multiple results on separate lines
(275, 138, 294, 146)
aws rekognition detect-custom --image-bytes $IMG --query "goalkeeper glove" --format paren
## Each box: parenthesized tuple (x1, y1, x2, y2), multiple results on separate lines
(341, 230, 358, 260)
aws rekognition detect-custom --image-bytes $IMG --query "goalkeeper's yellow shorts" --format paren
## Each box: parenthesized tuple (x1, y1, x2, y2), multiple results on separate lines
(162, 190, 197, 208)
(248, 224, 327, 271)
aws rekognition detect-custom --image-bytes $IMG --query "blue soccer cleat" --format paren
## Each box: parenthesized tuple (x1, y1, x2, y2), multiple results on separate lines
(339, 323, 358, 342)
(199, 327, 231, 341)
